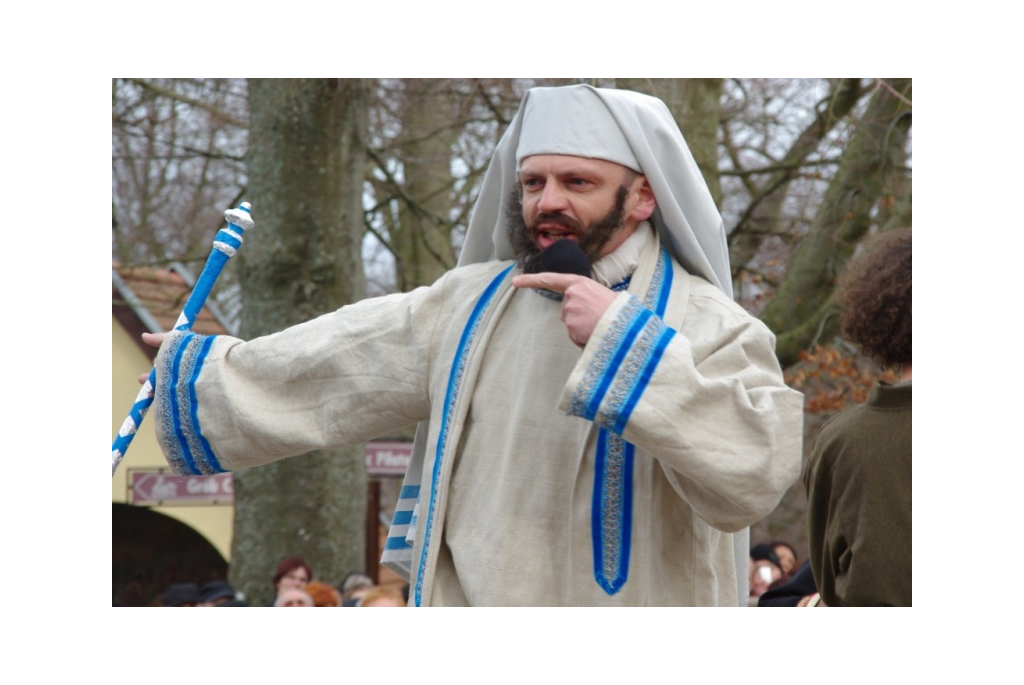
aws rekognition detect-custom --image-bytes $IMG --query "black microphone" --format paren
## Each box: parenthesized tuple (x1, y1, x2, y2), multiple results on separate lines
(537, 239, 591, 278)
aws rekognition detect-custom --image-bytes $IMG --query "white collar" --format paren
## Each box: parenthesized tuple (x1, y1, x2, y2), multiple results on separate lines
(591, 221, 651, 288)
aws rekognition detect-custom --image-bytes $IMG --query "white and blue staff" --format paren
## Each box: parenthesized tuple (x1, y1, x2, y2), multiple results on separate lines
(111, 202, 253, 476)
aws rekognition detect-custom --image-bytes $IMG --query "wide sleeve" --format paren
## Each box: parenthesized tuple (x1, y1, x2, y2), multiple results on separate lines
(560, 289, 803, 532)
(152, 284, 447, 476)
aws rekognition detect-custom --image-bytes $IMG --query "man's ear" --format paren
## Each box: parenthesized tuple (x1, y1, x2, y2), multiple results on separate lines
(630, 177, 656, 222)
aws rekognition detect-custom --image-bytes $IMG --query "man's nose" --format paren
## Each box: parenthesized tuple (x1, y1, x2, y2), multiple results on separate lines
(536, 182, 569, 213)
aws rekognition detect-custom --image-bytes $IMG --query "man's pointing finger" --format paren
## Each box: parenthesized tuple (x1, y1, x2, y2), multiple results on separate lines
(512, 272, 584, 293)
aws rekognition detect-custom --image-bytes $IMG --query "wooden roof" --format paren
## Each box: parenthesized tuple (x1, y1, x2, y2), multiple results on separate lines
(113, 262, 233, 362)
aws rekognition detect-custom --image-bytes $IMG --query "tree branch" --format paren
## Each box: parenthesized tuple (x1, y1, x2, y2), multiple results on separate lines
(124, 78, 248, 129)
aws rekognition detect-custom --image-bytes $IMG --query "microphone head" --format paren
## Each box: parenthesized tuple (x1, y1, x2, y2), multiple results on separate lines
(537, 239, 591, 278)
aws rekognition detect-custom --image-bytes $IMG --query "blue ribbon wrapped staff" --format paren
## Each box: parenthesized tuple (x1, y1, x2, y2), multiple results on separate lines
(111, 202, 253, 476)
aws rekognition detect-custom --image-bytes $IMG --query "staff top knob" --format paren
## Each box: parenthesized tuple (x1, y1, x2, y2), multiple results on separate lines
(224, 202, 254, 231)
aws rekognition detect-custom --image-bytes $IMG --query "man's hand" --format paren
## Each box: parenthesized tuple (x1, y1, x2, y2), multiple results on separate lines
(139, 332, 166, 384)
(512, 273, 618, 348)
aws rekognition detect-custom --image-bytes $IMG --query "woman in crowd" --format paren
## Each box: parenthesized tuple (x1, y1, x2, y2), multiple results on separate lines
(271, 557, 313, 605)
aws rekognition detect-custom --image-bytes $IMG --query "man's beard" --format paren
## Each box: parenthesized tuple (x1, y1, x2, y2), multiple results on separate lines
(505, 185, 629, 274)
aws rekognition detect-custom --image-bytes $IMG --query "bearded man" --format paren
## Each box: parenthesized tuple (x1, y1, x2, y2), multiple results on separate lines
(149, 84, 803, 606)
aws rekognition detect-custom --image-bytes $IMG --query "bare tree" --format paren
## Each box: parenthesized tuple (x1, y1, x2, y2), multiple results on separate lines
(364, 78, 530, 292)
(723, 79, 867, 293)
(618, 78, 725, 205)
(759, 78, 912, 365)
(366, 79, 466, 290)
(112, 78, 249, 325)
(229, 78, 370, 607)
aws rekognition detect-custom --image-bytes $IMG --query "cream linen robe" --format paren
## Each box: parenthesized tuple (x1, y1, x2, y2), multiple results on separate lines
(154, 223, 803, 606)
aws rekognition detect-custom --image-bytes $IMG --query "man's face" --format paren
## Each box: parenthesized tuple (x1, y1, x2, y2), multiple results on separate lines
(278, 589, 312, 607)
(508, 155, 653, 271)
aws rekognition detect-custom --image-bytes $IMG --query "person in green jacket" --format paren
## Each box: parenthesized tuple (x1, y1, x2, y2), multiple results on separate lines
(804, 228, 912, 607)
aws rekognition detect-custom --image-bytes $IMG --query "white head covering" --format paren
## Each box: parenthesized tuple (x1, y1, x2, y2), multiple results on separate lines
(458, 84, 733, 298)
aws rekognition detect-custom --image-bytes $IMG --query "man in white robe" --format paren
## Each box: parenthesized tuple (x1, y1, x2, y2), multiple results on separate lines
(150, 84, 804, 606)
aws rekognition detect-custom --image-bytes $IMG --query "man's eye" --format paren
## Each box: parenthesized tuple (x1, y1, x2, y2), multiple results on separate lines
(568, 178, 589, 187)
(523, 179, 541, 190)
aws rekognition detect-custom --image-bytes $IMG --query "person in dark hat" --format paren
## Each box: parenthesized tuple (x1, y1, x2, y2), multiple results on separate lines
(162, 582, 199, 607)
(750, 542, 783, 569)
(216, 598, 249, 607)
(198, 580, 237, 607)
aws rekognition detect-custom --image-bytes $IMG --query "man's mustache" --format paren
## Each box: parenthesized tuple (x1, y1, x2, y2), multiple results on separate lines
(529, 212, 583, 234)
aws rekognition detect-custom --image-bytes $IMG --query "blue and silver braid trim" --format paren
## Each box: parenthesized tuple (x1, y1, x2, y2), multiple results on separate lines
(414, 265, 514, 606)
(157, 331, 225, 476)
(568, 247, 675, 594)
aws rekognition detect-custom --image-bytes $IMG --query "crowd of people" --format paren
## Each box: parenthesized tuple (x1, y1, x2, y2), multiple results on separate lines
(160, 557, 409, 607)
(745, 540, 818, 607)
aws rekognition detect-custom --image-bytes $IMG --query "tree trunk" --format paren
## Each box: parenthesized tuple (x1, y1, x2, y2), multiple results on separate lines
(618, 78, 723, 205)
(727, 79, 866, 282)
(761, 78, 912, 366)
(230, 78, 369, 607)
(393, 79, 461, 290)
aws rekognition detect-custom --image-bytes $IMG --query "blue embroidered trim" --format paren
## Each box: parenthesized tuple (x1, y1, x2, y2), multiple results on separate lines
(172, 333, 224, 475)
(158, 332, 223, 476)
(588, 304, 651, 420)
(187, 337, 223, 474)
(584, 248, 673, 594)
(596, 317, 674, 435)
(414, 265, 514, 607)
(384, 484, 420, 555)
(614, 326, 675, 433)
(649, 250, 671, 318)
(565, 296, 644, 419)
(604, 248, 673, 432)
(591, 431, 635, 594)
(158, 333, 192, 475)
(167, 334, 195, 474)
(385, 536, 414, 551)
(573, 249, 672, 417)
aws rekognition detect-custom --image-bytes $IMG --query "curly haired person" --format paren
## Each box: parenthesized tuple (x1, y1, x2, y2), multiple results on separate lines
(804, 228, 912, 607)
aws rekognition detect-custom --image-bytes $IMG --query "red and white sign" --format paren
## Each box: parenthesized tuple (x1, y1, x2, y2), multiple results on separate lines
(366, 441, 413, 476)
(128, 442, 412, 505)
(130, 471, 234, 505)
